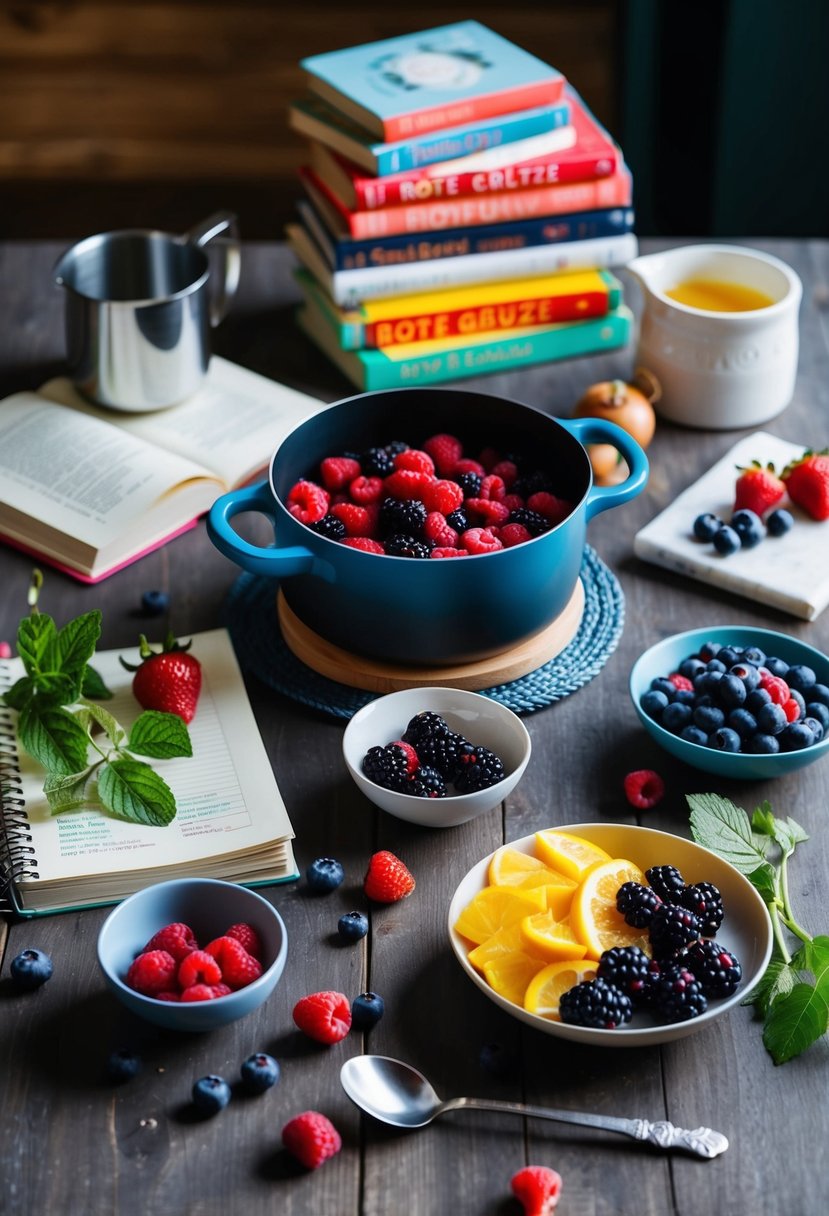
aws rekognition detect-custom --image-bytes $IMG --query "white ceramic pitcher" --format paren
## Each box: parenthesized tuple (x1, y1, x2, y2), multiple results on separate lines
(626, 244, 802, 430)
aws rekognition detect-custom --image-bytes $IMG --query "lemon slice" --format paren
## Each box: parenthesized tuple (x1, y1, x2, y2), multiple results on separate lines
(454, 885, 547, 946)
(534, 829, 612, 882)
(488, 846, 567, 890)
(468, 922, 529, 971)
(483, 951, 546, 1007)
(570, 857, 652, 959)
(520, 910, 588, 962)
(524, 958, 600, 1020)
(540, 875, 579, 919)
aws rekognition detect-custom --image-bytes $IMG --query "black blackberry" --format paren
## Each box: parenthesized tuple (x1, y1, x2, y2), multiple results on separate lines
(361, 744, 410, 791)
(311, 513, 347, 540)
(408, 766, 447, 799)
(507, 507, 550, 537)
(402, 711, 452, 745)
(511, 469, 552, 499)
(645, 864, 687, 904)
(650, 963, 708, 1023)
(384, 534, 431, 558)
(384, 440, 409, 457)
(596, 946, 653, 1006)
(453, 743, 506, 792)
(682, 940, 742, 999)
(457, 472, 482, 498)
(379, 497, 427, 538)
(616, 882, 661, 928)
(679, 881, 724, 937)
(559, 978, 633, 1030)
(649, 903, 701, 959)
(414, 729, 465, 779)
(361, 446, 394, 477)
(445, 507, 469, 532)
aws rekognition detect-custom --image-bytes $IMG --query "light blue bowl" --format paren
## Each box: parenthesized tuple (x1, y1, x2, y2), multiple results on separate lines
(630, 626, 829, 780)
(97, 878, 288, 1032)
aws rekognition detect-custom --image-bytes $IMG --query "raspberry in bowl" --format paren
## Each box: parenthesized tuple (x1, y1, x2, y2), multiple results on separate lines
(97, 878, 287, 1032)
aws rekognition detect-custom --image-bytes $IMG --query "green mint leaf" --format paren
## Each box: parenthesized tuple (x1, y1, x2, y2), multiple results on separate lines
(81, 700, 125, 747)
(743, 959, 797, 1018)
(43, 765, 100, 814)
(81, 664, 113, 700)
(97, 758, 177, 826)
(751, 802, 777, 838)
(18, 703, 90, 775)
(791, 937, 829, 997)
(748, 861, 779, 904)
(762, 982, 829, 1065)
(32, 671, 84, 707)
(785, 816, 809, 846)
(1, 675, 36, 712)
(56, 610, 102, 676)
(687, 793, 770, 875)
(16, 612, 57, 675)
(127, 710, 192, 760)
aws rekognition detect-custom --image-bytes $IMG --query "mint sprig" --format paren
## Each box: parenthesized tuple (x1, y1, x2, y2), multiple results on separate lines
(0, 571, 190, 827)
(688, 792, 827, 1064)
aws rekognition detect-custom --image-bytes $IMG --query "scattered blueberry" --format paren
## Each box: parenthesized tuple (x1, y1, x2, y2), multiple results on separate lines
(240, 1052, 280, 1094)
(713, 524, 741, 556)
(767, 508, 794, 536)
(106, 1048, 143, 1084)
(192, 1075, 232, 1115)
(141, 589, 170, 616)
(10, 948, 53, 990)
(306, 857, 345, 893)
(351, 991, 385, 1030)
(337, 911, 369, 942)
(730, 509, 765, 548)
(693, 512, 721, 541)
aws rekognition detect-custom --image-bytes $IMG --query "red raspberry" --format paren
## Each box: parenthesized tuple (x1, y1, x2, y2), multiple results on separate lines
(143, 922, 198, 962)
(225, 922, 263, 959)
(281, 1111, 342, 1170)
(204, 936, 263, 989)
(479, 474, 506, 502)
(783, 697, 801, 722)
(511, 1164, 563, 1215)
(287, 480, 329, 524)
(332, 501, 372, 537)
(348, 475, 384, 504)
(320, 456, 360, 492)
(394, 448, 435, 476)
(126, 950, 178, 996)
(478, 445, 501, 471)
(178, 949, 223, 989)
(623, 769, 666, 810)
(423, 432, 463, 476)
(499, 522, 532, 548)
(465, 499, 511, 527)
(423, 511, 459, 548)
(462, 527, 504, 555)
(527, 491, 572, 525)
(155, 991, 181, 1002)
(341, 537, 384, 554)
(383, 468, 433, 500)
(491, 459, 518, 486)
(389, 740, 419, 775)
(292, 990, 352, 1044)
(363, 849, 416, 903)
(430, 546, 469, 558)
(759, 673, 790, 705)
(453, 457, 486, 478)
(422, 478, 464, 514)
(503, 493, 525, 512)
(668, 672, 695, 692)
(180, 982, 232, 1002)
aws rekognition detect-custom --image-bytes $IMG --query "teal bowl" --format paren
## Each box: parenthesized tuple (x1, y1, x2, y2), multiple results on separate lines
(630, 626, 829, 780)
(97, 878, 288, 1032)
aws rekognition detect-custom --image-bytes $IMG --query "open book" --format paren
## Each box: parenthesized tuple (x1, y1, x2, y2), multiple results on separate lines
(0, 357, 326, 582)
(0, 628, 298, 916)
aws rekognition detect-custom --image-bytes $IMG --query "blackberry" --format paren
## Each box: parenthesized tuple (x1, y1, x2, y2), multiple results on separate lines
(507, 507, 550, 537)
(402, 711, 452, 744)
(457, 471, 482, 497)
(384, 534, 431, 559)
(361, 446, 394, 477)
(596, 946, 653, 1006)
(682, 940, 743, 999)
(512, 469, 552, 499)
(649, 903, 701, 959)
(616, 882, 661, 929)
(454, 743, 506, 792)
(650, 963, 708, 1023)
(445, 507, 469, 532)
(559, 978, 633, 1030)
(409, 766, 447, 798)
(645, 864, 687, 903)
(379, 497, 427, 538)
(384, 439, 409, 457)
(414, 730, 464, 779)
(311, 513, 347, 540)
(679, 881, 724, 937)
(361, 744, 410, 791)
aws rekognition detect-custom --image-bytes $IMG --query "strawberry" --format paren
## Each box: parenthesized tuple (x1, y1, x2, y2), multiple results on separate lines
(363, 850, 416, 903)
(511, 1165, 563, 1216)
(782, 448, 829, 520)
(734, 460, 785, 517)
(121, 632, 202, 723)
(292, 990, 352, 1044)
(281, 1111, 342, 1169)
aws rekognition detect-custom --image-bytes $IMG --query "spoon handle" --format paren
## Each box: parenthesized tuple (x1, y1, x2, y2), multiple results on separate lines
(443, 1098, 728, 1159)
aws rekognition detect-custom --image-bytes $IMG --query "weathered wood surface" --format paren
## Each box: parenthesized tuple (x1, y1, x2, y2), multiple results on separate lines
(0, 238, 828, 1215)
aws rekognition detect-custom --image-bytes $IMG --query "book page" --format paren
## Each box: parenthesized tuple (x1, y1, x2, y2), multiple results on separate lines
(4, 629, 294, 888)
(39, 357, 328, 489)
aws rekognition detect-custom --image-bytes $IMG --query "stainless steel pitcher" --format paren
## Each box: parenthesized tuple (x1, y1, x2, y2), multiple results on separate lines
(53, 212, 240, 412)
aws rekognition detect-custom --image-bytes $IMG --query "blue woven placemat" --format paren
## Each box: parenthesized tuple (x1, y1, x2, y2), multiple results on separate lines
(223, 544, 624, 719)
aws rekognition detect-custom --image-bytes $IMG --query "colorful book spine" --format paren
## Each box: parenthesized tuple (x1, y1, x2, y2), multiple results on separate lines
(296, 299, 633, 390)
(301, 165, 633, 239)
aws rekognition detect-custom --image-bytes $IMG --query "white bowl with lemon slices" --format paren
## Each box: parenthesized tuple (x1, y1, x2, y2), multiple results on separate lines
(448, 823, 772, 1046)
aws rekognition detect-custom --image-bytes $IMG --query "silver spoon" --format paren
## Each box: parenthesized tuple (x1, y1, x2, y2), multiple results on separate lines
(340, 1055, 728, 1160)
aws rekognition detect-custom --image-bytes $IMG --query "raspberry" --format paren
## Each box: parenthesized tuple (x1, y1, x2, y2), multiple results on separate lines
(348, 474, 384, 504)
(320, 455, 360, 491)
(491, 459, 519, 486)
(331, 501, 373, 536)
(511, 1165, 563, 1216)
(180, 982, 232, 1002)
(498, 522, 532, 548)
(341, 537, 384, 554)
(282, 1111, 342, 1170)
(759, 673, 791, 705)
(422, 478, 464, 514)
(423, 432, 463, 476)
(204, 935, 263, 989)
(178, 949, 223, 989)
(423, 511, 459, 548)
(144, 922, 198, 962)
(623, 769, 665, 809)
(286, 479, 329, 524)
(155, 991, 181, 1002)
(478, 445, 500, 471)
(782, 697, 801, 723)
(363, 849, 416, 902)
(668, 672, 695, 692)
(527, 491, 572, 524)
(453, 457, 486, 478)
(292, 990, 352, 1044)
(502, 492, 525, 512)
(126, 950, 177, 996)
(465, 497, 511, 526)
(394, 447, 435, 476)
(429, 546, 468, 558)
(225, 922, 263, 960)
(461, 527, 503, 555)
(383, 468, 433, 500)
(479, 473, 507, 502)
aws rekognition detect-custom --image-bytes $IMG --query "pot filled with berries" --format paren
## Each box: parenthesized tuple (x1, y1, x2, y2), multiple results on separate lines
(207, 387, 648, 664)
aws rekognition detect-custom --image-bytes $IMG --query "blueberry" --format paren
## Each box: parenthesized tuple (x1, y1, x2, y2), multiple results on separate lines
(698, 641, 722, 661)
(731, 509, 765, 548)
(141, 589, 170, 616)
(192, 1075, 232, 1115)
(747, 733, 780, 754)
(680, 725, 709, 746)
(241, 1052, 280, 1094)
(779, 723, 815, 752)
(679, 657, 706, 680)
(351, 991, 385, 1030)
(717, 646, 743, 668)
(806, 702, 829, 731)
(729, 662, 760, 691)
(693, 512, 721, 541)
(767, 508, 794, 536)
(741, 646, 767, 667)
(728, 708, 758, 740)
(718, 673, 747, 708)
(649, 677, 676, 699)
(705, 659, 727, 674)
(786, 664, 817, 694)
(709, 727, 742, 752)
(673, 688, 697, 706)
(757, 702, 787, 735)
(811, 683, 829, 707)
(10, 948, 53, 991)
(746, 687, 772, 713)
(662, 702, 692, 733)
(694, 703, 725, 733)
(338, 911, 369, 942)
(789, 688, 807, 715)
(763, 655, 790, 678)
(713, 524, 742, 555)
(105, 1048, 143, 1084)
(698, 670, 725, 698)
(803, 716, 825, 743)
(306, 857, 345, 893)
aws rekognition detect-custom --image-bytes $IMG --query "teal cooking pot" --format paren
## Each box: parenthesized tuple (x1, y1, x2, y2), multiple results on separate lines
(207, 387, 648, 665)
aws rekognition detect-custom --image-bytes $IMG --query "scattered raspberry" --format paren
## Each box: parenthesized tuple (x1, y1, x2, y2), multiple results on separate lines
(144, 922, 198, 962)
(204, 936, 264, 989)
(623, 769, 666, 810)
(499, 522, 532, 548)
(527, 491, 572, 525)
(126, 950, 178, 997)
(178, 949, 223, 989)
(332, 501, 373, 536)
(225, 922, 263, 959)
(511, 1165, 563, 1216)
(464, 498, 511, 527)
(363, 849, 416, 903)
(348, 475, 384, 504)
(287, 480, 329, 524)
(292, 990, 352, 1044)
(462, 527, 504, 555)
(282, 1111, 342, 1170)
(668, 672, 695, 692)
(383, 468, 433, 500)
(320, 456, 360, 492)
(429, 546, 469, 558)
(341, 536, 385, 554)
(423, 478, 464, 514)
(180, 982, 232, 1002)
(423, 432, 463, 476)
(394, 448, 435, 476)
(423, 511, 459, 548)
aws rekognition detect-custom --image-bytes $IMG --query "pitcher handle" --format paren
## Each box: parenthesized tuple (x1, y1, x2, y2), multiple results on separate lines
(558, 417, 649, 521)
(183, 211, 241, 326)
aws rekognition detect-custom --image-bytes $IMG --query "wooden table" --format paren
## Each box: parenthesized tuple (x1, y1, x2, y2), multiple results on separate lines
(1, 239, 827, 1216)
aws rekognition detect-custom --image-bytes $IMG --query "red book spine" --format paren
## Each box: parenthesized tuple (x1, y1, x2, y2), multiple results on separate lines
(382, 78, 565, 141)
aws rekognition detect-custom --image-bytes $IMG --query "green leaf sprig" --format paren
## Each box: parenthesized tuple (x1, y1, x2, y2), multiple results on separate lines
(1, 570, 191, 827)
(688, 792, 829, 1065)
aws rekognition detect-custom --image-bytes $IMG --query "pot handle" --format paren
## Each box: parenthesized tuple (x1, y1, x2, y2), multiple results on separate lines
(558, 417, 649, 521)
(207, 480, 317, 577)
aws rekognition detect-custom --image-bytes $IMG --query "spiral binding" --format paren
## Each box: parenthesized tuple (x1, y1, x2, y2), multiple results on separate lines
(0, 659, 38, 913)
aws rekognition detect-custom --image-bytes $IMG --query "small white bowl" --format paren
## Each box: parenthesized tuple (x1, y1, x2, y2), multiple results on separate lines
(342, 686, 531, 828)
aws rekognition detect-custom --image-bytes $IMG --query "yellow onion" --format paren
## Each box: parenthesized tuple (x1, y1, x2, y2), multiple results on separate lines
(573, 371, 659, 450)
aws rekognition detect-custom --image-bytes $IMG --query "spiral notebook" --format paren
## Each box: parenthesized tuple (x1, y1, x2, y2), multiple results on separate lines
(0, 629, 298, 917)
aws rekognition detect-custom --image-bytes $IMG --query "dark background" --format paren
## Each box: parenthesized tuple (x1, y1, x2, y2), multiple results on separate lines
(1, 0, 827, 241)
